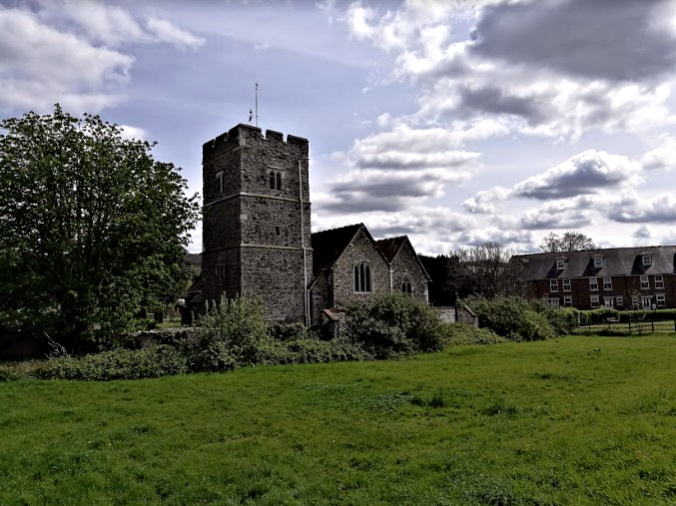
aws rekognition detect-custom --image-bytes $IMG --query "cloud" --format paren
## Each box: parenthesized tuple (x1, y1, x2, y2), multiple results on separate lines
(514, 150, 640, 200)
(463, 186, 511, 214)
(119, 125, 147, 141)
(641, 135, 676, 171)
(0, 7, 133, 112)
(469, 0, 676, 83)
(608, 192, 676, 224)
(146, 17, 205, 49)
(38, 0, 148, 47)
(348, 0, 676, 140)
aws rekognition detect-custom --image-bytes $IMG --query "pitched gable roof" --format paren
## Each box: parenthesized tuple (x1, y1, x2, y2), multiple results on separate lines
(377, 235, 432, 281)
(516, 246, 676, 279)
(375, 236, 406, 262)
(311, 223, 363, 274)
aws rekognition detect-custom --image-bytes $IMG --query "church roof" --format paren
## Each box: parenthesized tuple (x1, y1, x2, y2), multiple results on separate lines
(375, 236, 407, 262)
(311, 223, 363, 274)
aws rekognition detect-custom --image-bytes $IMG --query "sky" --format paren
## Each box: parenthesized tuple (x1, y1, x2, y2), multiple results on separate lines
(2, 0, 676, 256)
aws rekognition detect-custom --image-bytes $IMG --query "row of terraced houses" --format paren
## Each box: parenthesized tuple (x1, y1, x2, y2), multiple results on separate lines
(515, 246, 676, 310)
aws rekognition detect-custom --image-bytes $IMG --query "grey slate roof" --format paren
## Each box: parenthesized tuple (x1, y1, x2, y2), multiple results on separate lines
(515, 246, 676, 280)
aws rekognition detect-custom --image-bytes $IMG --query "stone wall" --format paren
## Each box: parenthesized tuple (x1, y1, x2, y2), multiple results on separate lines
(389, 240, 429, 303)
(201, 124, 312, 322)
(332, 228, 390, 308)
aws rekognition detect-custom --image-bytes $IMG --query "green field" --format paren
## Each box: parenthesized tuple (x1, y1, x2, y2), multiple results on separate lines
(1, 336, 675, 505)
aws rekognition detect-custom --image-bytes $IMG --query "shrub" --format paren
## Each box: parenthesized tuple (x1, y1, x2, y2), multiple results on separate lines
(464, 296, 556, 341)
(440, 323, 505, 346)
(187, 295, 267, 371)
(37, 345, 187, 381)
(258, 338, 369, 366)
(267, 322, 313, 341)
(343, 294, 443, 358)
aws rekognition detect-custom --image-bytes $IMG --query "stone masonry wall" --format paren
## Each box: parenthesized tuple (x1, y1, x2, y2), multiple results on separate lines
(201, 124, 311, 322)
(390, 240, 429, 303)
(332, 228, 390, 308)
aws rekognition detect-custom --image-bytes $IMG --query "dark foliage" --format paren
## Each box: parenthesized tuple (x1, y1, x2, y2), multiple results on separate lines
(0, 105, 199, 353)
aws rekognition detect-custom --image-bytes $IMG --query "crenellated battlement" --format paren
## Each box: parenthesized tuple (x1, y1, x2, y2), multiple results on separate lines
(203, 124, 308, 161)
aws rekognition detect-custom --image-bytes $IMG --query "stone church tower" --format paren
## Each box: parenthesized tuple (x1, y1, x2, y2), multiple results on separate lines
(201, 124, 312, 323)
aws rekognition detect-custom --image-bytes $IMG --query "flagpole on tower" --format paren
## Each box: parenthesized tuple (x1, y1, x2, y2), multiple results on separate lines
(255, 82, 259, 128)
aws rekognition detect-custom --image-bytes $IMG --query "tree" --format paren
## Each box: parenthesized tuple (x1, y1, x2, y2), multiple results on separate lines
(0, 105, 199, 352)
(421, 242, 526, 304)
(539, 231, 594, 253)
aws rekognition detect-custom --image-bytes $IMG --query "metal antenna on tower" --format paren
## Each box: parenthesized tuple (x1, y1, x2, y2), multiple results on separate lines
(255, 82, 259, 128)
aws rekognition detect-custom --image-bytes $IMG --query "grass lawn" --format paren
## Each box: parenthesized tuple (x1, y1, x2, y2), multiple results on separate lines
(1, 335, 675, 505)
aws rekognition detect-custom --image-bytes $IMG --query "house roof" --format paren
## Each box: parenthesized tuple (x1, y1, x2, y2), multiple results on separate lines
(515, 246, 676, 280)
(311, 223, 363, 274)
(376, 235, 432, 281)
(375, 236, 406, 262)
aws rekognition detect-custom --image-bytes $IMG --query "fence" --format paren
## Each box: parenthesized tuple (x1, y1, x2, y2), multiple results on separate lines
(579, 319, 676, 335)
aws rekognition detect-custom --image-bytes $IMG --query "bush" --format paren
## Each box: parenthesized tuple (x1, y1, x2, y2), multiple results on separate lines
(343, 294, 443, 358)
(187, 295, 267, 372)
(464, 296, 556, 341)
(440, 323, 505, 346)
(37, 345, 187, 381)
(258, 338, 369, 366)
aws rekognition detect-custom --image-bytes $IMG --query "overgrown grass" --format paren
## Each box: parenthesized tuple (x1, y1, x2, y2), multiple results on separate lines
(1, 335, 675, 504)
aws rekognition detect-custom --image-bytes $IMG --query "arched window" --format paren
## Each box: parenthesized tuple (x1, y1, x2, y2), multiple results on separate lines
(401, 277, 412, 295)
(354, 262, 372, 293)
(276, 172, 282, 190)
(269, 171, 275, 189)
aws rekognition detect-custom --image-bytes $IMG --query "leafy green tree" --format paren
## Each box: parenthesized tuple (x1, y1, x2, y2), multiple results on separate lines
(0, 105, 199, 352)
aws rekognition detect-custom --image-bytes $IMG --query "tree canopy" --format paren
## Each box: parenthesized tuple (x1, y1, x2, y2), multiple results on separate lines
(539, 231, 594, 253)
(420, 242, 526, 304)
(0, 105, 199, 352)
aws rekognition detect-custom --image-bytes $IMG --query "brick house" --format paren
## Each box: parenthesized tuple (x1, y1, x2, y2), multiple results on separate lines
(190, 123, 430, 325)
(514, 246, 676, 310)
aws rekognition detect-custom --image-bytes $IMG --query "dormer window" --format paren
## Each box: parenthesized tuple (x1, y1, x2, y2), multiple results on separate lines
(593, 255, 603, 268)
(642, 254, 652, 267)
(556, 258, 566, 270)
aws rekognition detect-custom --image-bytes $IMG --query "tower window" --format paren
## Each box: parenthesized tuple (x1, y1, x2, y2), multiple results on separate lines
(354, 262, 372, 293)
(276, 172, 282, 190)
(275, 226, 281, 236)
(269, 171, 275, 189)
(216, 171, 224, 195)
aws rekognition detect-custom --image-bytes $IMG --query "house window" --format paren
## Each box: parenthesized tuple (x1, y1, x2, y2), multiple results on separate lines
(590, 295, 599, 308)
(655, 275, 664, 289)
(641, 295, 653, 309)
(548, 298, 560, 309)
(216, 171, 224, 194)
(563, 296, 572, 307)
(603, 298, 613, 308)
(354, 262, 372, 293)
(642, 254, 652, 267)
(640, 275, 650, 290)
(563, 278, 571, 292)
(603, 277, 612, 291)
(269, 171, 276, 189)
(632, 295, 639, 309)
(589, 277, 598, 291)
(549, 279, 558, 292)
(556, 258, 566, 270)
(401, 277, 412, 295)
(616, 296, 623, 308)
(594, 256, 604, 268)
(656, 294, 666, 307)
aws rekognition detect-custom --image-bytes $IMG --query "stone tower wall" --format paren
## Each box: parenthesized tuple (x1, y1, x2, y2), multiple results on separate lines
(201, 124, 312, 322)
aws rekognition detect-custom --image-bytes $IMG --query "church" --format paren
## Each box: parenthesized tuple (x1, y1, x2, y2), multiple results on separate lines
(189, 123, 430, 326)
